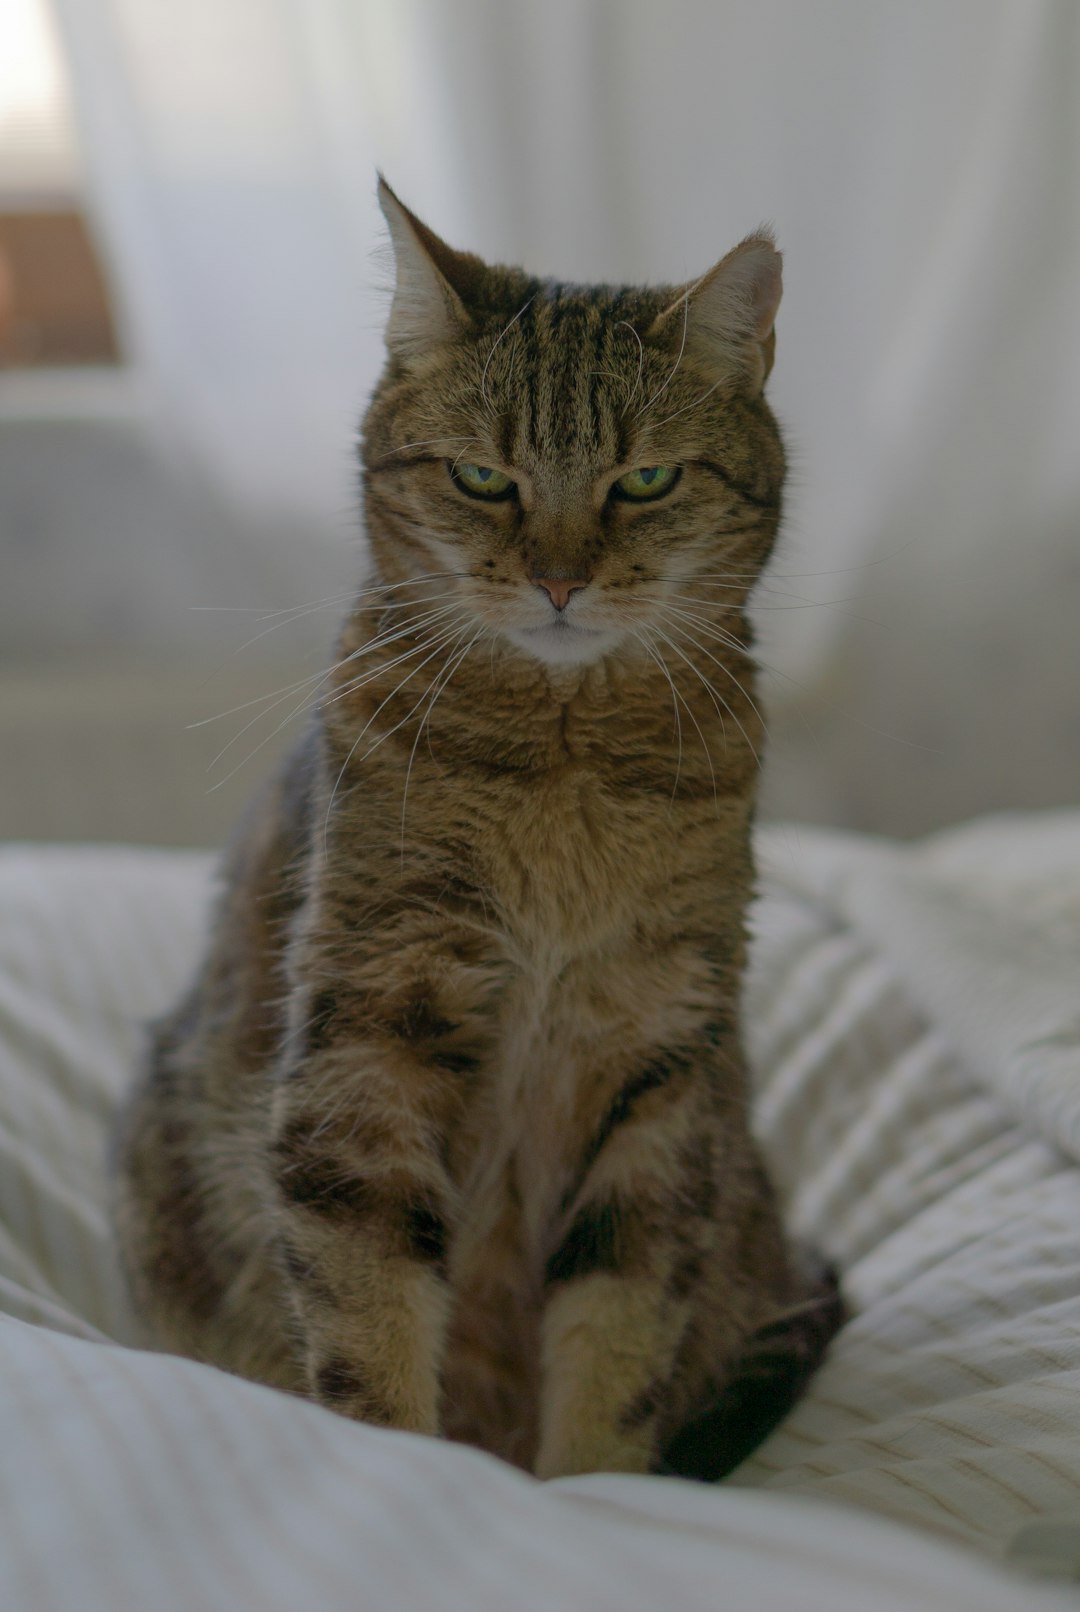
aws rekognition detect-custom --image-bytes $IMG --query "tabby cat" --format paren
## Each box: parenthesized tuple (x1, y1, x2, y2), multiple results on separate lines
(115, 179, 840, 1480)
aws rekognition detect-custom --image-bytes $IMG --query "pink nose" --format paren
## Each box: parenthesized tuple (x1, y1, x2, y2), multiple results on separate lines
(532, 577, 589, 612)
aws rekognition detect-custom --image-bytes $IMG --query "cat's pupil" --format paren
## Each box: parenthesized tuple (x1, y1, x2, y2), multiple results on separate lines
(640, 468, 659, 484)
(476, 467, 492, 482)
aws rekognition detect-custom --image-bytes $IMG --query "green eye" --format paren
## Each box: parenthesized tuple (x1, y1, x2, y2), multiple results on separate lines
(451, 462, 515, 499)
(612, 465, 680, 501)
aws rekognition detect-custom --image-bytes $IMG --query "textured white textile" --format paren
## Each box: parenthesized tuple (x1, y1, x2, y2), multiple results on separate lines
(1, 817, 1079, 1609)
(739, 816, 1080, 1554)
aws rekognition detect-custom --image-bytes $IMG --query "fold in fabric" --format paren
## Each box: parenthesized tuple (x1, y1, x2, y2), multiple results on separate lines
(762, 814, 1080, 1165)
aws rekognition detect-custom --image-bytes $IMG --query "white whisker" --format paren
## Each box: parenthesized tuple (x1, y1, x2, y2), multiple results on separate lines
(662, 577, 859, 613)
(322, 616, 471, 853)
(480, 295, 536, 414)
(631, 630, 683, 803)
(376, 437, 481, 462)
(399, 623, 485, 856)
(650, 623, 732, 743)
(449, 442, 481, 478)
(318, 611, 467, 713)
(206, 611, 465, 789)
(190, 666, 343, 732)
(362, 589, 461, 615)
(634, 292, 689, 421)
(194, 595, 353, 690)
(647, 374, 726, 432)
(615, 319, 645, 416)
(656, 604, 750, 659)
(190, 591, 354, 620)
(645, 629, 721, 808)
(663, 605, 821, 708)
(654, 619, 763, 771)
(200, 602, 461, 741)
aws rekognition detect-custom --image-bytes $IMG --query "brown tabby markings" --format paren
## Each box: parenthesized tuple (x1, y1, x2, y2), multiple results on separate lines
(114, 179, 839, 1479)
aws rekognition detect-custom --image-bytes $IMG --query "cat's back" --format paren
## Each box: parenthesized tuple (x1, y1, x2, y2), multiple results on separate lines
(112, 727, 325, 1385)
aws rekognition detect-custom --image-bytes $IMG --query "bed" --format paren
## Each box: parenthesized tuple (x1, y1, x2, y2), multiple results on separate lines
(1, 813, 1078, 1610)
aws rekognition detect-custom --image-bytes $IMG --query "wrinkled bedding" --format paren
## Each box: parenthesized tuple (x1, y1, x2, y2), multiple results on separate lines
(1, 814, 1078, 1610)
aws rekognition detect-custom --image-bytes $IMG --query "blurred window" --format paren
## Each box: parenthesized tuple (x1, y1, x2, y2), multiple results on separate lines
(0, 0, 119, 366)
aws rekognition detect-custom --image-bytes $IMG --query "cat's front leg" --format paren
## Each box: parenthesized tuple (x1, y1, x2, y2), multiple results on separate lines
(534, 1049, 790, 1479)
(270, 1032, 459, 1435)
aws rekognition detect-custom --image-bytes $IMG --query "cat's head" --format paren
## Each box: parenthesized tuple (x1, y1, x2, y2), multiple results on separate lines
(360, 179, 785, 670)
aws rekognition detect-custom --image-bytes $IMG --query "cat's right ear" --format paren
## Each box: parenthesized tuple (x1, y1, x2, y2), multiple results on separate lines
(377, 177, 477, 360)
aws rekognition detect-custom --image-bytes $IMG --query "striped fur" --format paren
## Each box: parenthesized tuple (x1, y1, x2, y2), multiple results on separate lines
(114, 182, 838, 1477)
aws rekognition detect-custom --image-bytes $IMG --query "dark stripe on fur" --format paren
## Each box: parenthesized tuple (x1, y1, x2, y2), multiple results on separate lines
(304, 990, 340, 1055)
(696, 460, 780, 511)
(280, 1240, 316, 1283)
(315, 1356, 371, 1404)
(277, 1128, 450, 1269)
(277, 1156, 373, 1217)
(404, 1201, 448, 1267)
(545, 1200, 621, 1285)
(433, 1049, 479, 1076)
(390, 991, 457, 1042)
(620, 1380, 662, 1432)
(586, 1057, 679, 1175)
(561, 1052, 688, 1216)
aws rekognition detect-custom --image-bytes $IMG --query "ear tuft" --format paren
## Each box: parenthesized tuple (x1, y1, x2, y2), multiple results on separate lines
(376, 176, 472, 360)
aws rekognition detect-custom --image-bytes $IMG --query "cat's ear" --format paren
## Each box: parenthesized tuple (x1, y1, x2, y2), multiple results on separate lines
(377, 176, 478, 359)
(652, 232, 782, 391)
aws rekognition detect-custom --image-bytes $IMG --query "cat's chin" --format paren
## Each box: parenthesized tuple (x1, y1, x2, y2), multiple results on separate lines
(502, 621, 623, 668)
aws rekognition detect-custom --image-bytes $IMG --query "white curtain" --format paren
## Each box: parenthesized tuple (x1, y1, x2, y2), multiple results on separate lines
(29, 0, 1080, 830)
(51, 0, 385, 527)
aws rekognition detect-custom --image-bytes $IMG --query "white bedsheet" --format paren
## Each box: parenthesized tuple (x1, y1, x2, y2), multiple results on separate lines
(1, 816, 1078, 1610)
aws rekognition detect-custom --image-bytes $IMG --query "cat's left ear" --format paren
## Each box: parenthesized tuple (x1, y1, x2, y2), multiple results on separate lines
(651, 232, 782, 391)
(377, 176, 480, 360)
